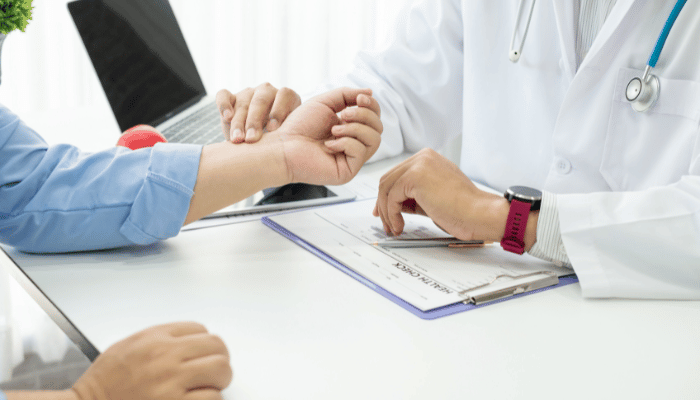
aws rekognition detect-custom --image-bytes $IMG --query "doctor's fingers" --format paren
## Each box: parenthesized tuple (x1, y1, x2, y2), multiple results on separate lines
(216, 89, 236, 141)
(376, 161, 415, 235)
(385, 176, 419, 236)
(266, 87, 302, 132)
(224, 87, 254, 143)
(339, 105, 383, 135)
(242, 83, 277, 143)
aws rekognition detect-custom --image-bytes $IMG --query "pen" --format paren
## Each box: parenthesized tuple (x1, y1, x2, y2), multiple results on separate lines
(372, 239, 489, 248)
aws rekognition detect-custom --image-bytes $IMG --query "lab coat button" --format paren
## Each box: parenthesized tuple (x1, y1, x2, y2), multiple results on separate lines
(555, 157, 572, 174)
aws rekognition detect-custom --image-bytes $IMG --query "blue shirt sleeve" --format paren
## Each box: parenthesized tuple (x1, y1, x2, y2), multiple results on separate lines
(0, 105, 203, 253)
(0, 389, 6, 400)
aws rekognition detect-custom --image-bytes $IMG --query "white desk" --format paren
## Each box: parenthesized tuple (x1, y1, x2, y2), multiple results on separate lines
(4, 107, 700, 399)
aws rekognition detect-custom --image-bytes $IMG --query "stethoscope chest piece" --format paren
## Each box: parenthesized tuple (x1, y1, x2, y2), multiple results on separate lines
(626, 72, 660, 113)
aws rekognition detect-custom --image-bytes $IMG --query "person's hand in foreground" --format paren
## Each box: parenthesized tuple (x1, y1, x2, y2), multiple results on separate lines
(373, 149, 538, 251)
(217, 83, 302, 143)
(6, 322, 232, 400)
(184, 87, 382, 224)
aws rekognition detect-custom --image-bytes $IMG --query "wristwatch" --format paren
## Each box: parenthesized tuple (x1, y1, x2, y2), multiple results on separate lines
(500, 186, 542, 255)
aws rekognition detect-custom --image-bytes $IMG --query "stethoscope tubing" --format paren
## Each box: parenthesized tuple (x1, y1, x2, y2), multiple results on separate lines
(510, 0, 688, 112)
(648, 0, 687, 68)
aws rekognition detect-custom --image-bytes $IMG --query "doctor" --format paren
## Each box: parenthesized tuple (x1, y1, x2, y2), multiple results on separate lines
(221, 0, 700, 299)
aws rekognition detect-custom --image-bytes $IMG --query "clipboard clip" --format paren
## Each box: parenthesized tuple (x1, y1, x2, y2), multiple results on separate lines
(458, 271, 559, 305)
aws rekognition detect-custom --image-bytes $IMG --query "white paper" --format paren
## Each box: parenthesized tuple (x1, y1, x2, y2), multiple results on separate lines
(269, 199, 572, 312)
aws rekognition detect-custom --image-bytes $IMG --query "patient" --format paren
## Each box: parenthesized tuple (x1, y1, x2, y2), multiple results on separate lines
(0, 24, 382, 399)
(0, 84, 382, 252)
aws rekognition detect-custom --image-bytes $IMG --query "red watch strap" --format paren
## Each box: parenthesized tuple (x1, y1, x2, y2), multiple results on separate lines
(500, 199, 532, 255)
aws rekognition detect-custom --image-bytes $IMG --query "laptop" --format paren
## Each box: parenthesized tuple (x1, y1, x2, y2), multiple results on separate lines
(0, 247, 100, 361)
(67, 0, 355, 217)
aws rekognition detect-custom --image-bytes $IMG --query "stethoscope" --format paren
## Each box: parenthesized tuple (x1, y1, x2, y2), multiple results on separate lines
(509, 0, 688, 113)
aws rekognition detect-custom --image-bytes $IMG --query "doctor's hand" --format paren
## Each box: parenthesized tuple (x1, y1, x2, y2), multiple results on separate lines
(71, 322, 232, 400)
(374, 149, 531, 246)
(273, 87, 382, 185)
(217, 83, 302, 143)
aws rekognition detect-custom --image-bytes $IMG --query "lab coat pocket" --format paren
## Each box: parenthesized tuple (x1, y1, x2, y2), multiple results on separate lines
(600, 68, 700, 191)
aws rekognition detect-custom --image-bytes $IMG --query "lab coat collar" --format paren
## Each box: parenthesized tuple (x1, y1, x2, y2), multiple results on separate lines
(551, 0, 638, 77)
(551, 0, 576, 79)
(578, 0, 638, 70)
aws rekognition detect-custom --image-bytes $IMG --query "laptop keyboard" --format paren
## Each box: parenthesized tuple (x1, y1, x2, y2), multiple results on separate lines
(162, 104, 223, 145)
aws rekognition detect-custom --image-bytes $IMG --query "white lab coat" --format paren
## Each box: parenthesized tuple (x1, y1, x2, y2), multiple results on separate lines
(324, 0, 700, 299)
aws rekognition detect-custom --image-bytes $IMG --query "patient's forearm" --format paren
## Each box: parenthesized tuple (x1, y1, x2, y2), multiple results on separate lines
(184, 135, 290, 225)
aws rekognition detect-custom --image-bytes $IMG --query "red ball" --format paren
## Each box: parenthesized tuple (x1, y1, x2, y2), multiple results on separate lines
(117, 125, 168, 150)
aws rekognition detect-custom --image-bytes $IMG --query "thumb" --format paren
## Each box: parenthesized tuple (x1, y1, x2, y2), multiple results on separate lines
(312, 87, 373, 113)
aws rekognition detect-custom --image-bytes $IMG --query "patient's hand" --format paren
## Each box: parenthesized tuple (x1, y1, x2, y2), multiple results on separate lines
(71, 322, 232, 400)
(216, 83, 302, 143)
(273, 87, 383, 185)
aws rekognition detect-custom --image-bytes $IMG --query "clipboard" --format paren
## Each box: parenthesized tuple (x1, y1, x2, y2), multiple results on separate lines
(262, 201, 578, 320)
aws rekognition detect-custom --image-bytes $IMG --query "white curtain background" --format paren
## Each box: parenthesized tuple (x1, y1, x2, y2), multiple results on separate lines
(0, 0, 407, 123)
(0, 0, 410, 377)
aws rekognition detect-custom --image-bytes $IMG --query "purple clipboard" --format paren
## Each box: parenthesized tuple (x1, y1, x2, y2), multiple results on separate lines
(262, 216, 579, 320)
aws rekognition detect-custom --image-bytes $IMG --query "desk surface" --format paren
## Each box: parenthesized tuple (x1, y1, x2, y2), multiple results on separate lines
(5, 107, 700, 399)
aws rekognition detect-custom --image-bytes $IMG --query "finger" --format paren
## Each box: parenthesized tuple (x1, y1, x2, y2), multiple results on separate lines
(313, 87, 373, 113)
(356, 93, 381, 118)
(330, 123, 381, 156)
(178, 333, 229, 361)
(339, 107, 383, 135)
(324, 136, 367, 180)
(372, 195, 393, 235)
(182, 354, 233, 391)
(267, 87, 301, 132)
(215, 90, 236, 141)
(161, 322, 209, 337)
(385, 175, 412, 235)
(215, 90, 236, 120)
(185, 389, 224, 400)
(230, 87, 254, 143)
(377, 162, 411, 235)
(245, 83, 277, 142)
(376, 172, 396, 235)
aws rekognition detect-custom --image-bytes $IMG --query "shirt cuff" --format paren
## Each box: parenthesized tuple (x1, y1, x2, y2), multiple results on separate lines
(120, 143, 202, 244)
(527, 191, 572, 267)
(0, 390, 6, 400)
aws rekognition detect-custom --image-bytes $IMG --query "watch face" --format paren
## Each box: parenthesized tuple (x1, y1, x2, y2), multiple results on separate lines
(507, 186, 542, 199)
(504, 186, 542, 210)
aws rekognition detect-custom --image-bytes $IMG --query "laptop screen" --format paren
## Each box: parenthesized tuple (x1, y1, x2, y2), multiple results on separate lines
(68, 0, 206, 132)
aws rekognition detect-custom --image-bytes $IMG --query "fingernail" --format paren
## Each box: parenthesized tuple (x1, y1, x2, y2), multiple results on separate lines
(233, 129, 243, 142)
(342, 109, 356, 119)
(331, 125, 343, 133)
(223, 109, 232, 120)
(246, 128, 256, 141)
(324, 140, 336, 147)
